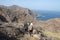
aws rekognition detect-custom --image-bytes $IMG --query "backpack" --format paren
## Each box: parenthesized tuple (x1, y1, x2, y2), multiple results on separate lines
(27, 22, 31, 27)
(24, 22, 31, 31)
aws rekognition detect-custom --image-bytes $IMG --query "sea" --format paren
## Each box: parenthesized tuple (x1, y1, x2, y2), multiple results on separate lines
(36, 10, 60, 21)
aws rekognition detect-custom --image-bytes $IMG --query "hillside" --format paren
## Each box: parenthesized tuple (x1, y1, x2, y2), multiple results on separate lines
(0, 5, 60, 40)
(37, 18, 60, 33)
(0, 5, 39, 23)
(0, 5, 47, 40)
(32, 18, 60, 40)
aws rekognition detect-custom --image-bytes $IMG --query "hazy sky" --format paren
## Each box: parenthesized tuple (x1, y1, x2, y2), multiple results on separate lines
(0, 0, 60, 11)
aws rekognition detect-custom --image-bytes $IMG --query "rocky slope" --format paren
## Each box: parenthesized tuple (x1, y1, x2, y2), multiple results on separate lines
(0, 5, 60, 40)
(35, 18, 60, 40)
(0, 5, 47, 40)
(37, 18, 60, 33)
(0, 5, 39, 23)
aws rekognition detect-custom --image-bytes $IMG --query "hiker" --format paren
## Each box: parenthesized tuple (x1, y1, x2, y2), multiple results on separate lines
(24, 21, 28, 32)
(28, 22, 33, 36)
(24, 21, 33, 36)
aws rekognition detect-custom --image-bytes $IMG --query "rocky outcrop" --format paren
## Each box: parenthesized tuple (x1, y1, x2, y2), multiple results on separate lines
(0, 5, 37, 23)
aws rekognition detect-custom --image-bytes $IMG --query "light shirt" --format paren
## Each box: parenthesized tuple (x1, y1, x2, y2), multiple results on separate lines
(28, 23, 33, 30)
(30, 23, 33, 26)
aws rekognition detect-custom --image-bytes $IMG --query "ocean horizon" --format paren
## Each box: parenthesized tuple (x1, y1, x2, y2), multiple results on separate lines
(36, 10, 60, 21)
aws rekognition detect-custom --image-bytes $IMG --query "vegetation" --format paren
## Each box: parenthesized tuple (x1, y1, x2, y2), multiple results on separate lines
(44, 30, 60, 40)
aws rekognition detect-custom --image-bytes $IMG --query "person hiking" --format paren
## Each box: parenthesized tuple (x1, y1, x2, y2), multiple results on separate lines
(24, 21, 28, 32)
(24, 21, 33, 36)
(28, 22, 33, 36)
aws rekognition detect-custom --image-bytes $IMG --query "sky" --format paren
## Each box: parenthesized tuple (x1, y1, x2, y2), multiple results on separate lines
(0, 0, 60, 11)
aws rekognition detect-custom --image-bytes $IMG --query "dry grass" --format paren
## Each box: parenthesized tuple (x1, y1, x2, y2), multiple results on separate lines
(43, 30, 60, 39)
